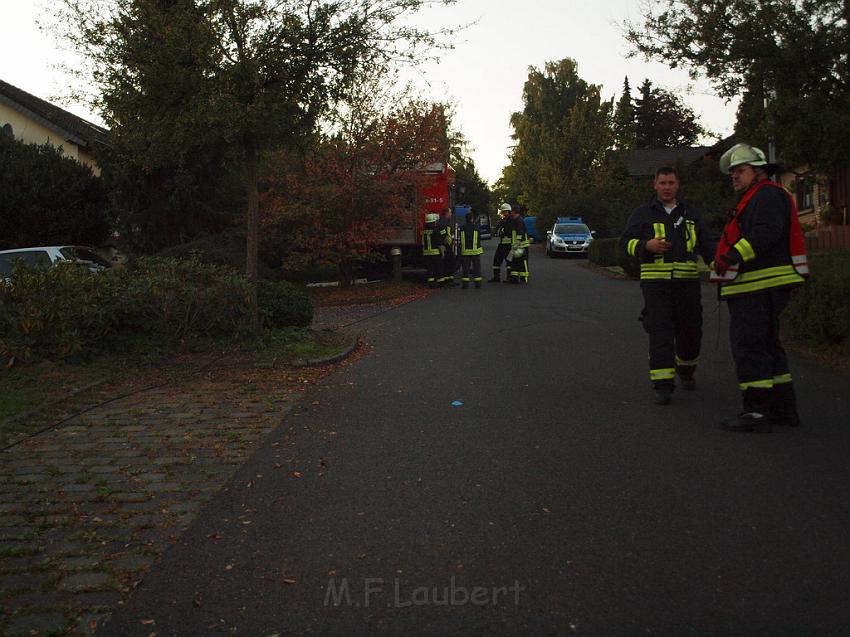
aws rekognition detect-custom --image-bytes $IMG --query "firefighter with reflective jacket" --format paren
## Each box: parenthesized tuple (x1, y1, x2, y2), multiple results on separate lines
(459, 211, 483, 288)
(712, 143, 809, 433)
(621, 166, 716, 405)
(508, 208, 530, 284)
(489, 203, 514, 282)
(437, 208, 457, 287)
(422, 213, 443, 289)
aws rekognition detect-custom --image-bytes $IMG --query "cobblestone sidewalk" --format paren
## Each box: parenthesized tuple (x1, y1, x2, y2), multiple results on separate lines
(0, 360, 338, 637)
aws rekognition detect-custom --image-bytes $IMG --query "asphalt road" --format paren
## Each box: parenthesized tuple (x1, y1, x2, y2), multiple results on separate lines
(102, 243, 850, 637)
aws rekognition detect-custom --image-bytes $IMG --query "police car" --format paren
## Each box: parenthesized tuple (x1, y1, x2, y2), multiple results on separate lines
(545, 217, 595, 257)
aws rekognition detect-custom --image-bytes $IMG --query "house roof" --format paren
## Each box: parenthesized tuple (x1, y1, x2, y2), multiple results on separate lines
(625, 146, 713, 177)
(0, 79, 110, 150)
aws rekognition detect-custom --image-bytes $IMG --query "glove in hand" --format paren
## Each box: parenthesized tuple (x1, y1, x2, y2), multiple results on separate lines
(713, 251, 738, 276)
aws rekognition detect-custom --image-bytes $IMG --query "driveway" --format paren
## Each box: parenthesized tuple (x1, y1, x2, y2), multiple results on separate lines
(96, 243, 850, 636)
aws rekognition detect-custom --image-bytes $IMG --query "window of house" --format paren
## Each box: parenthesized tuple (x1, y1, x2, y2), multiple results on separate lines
(796, 176, 814, 211)
(1, 123, 13, 139)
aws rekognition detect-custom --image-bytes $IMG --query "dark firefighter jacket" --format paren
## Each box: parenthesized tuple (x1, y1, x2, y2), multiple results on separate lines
(715, 180, 807, 298)
(621, 198, 715, 281)
(459, 223, 483, 256)
(421, 222, 442, 256)
(495, 216, 513, 245)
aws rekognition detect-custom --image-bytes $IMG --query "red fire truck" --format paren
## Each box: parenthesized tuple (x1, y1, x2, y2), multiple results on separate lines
(382, 162, 456, 269)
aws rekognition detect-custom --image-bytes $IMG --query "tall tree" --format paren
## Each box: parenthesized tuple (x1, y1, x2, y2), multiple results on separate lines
(54, 0, 455, 321)
(260, 73, 454, 285)
(613, 76, 637, 150)
(502, 58, 624, 233)
(633, 79, 706, 148)
(625, 0, 850, 167)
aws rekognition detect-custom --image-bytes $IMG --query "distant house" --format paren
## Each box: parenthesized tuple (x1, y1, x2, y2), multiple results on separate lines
(0, 78, 109, 175)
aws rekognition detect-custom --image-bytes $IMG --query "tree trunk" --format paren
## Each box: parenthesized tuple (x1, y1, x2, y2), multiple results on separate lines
(339, 260, 354, 287)
(244, 135, 259, 331)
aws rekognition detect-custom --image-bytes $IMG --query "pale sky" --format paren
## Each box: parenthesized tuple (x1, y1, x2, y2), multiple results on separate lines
(0, 0, 738, 185)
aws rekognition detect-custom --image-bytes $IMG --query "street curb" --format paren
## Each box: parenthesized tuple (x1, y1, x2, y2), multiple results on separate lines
(249, 333, 360, 369)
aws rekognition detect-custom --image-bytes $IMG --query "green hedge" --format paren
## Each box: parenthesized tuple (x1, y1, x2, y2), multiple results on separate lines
(0, 256, 314, 366)
(257, 280, 314, 329)
(784, 249, 850, 346)
(589, 237, 641, 278)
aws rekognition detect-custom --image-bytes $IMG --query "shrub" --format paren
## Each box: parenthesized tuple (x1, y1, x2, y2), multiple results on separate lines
(589, 237, 641, 278)
(257, 280, 314, 328)
(0, 256, 255, 366)
(0, 262, 127, 364)
(784, 249, 850, 346)
(588, 238, 619, 266)
(123, 257, 254, 340)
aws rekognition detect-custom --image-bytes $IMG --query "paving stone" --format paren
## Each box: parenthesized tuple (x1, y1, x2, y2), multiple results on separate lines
(0, 527, 37, 541)
(4, 589, 62, 609)
(68, 589, 123, 610)
(71, 612, 111, 636)
(87, 465, 120, 474)
(108, 554, 154, 571)
(59, 572, 115, 592)
(144, 482, 182, 493)
(62, 484, 96, 493)
(5, 612, 69, 637)
(165, 501, 201, 514)
(40, 541, 87, 557)
(60, 555, 103, 570)
(128, 514, 163, 528)
(108, 492, 149, 503)
(0, 571, 51, 591)
(34, 514, 72, 526)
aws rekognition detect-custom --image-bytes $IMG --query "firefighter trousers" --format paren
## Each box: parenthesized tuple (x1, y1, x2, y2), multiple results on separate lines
(509, 254, 529, 282)
(640, 280, 702, 389)
(424, 254, 441, 288)
(461, 254, 482, 284)
(727, 287, 797, 415)
(492, 244, 511, 279)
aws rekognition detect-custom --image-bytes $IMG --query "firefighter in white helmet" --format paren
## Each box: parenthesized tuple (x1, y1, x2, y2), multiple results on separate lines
(489, 203, 514, 282)
(713, 143, 809, 432)
(422, 212, 442, 288)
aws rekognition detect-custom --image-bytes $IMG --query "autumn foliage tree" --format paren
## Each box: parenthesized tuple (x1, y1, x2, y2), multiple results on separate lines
(261, 87, 452, 285)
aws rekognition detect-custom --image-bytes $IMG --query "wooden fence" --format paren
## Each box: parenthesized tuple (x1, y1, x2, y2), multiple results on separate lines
(805, 225, 850, 252)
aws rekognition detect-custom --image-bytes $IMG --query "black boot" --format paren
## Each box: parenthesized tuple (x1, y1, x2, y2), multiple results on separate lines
(770, 381, 801, 426)
(721, 387, 772, 433)
(654, 383, 673, 405)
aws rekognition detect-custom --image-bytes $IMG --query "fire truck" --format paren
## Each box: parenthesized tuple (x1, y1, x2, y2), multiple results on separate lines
(381, 162, 456, 270)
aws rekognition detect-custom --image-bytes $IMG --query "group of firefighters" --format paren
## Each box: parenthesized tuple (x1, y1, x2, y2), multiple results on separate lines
(421, 141, 808, 434)
(421, 203, 530, 289)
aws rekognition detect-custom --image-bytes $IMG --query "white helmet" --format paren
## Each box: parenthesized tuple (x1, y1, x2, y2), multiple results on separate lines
(424, 213, 439, 223)
(719, 143, 768, 174)
(499, 203, 512, 212)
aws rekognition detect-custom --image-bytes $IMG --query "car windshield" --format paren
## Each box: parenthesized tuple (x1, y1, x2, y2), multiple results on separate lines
(554, 224, 588, 234)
